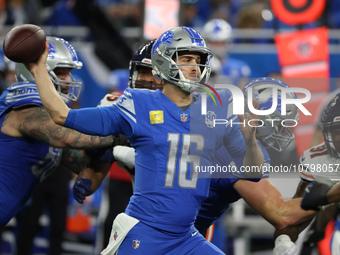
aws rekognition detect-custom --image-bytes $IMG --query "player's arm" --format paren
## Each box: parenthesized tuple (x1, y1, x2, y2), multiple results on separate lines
(59, 149, 89, 175)
(27, 42, 128, 138)
(28, 44, 133, 137)
(272, 182, 315, 254)
(4, 106, 115, 149)
(26, 41, 70, 125)
(238, 100, 264, 178)
(78, 159, 112, 194)
(73, 159, 112, 204)
(234, 178, 316, 230)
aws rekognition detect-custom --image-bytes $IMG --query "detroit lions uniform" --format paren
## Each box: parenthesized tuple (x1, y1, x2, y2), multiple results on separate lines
(195, 141, 271, 235)
(0, 83, 62, 226)
(299, 142, 340, 255)
(65, 88, 252, 254)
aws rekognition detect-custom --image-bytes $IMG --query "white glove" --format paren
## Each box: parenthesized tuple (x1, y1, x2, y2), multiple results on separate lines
(113, 145, 135, 169)
(273, 235, 297, 255)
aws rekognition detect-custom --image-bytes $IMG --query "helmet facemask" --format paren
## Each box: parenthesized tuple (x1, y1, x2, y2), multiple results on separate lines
(129, 61, 163, 90)
(129, 39, 163, 90)
(48, 69, 82, 103)
(152, 26, 213, 93)
(259, 114, 296, 152)
(154, 47, 212, 93)
(244, 77, 299, 152)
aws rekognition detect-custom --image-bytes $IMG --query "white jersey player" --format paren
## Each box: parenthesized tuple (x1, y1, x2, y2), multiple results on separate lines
(297, 93, 340, 255)
(299, 142, 340, 186)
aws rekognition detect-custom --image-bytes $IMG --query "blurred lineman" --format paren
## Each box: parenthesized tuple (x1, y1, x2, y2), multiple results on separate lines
(28, 26, 264, 254)
(0, 37, 115, 226)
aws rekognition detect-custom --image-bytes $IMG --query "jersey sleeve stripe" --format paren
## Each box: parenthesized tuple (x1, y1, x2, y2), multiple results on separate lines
(116, 104, 137, 123)
(7, 95, 41, 102)
(205, 224, 214, 242)
(123, 91, 133, 99)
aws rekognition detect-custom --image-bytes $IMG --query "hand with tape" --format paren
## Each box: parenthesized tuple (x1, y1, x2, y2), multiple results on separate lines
(273, 234, 297, 255)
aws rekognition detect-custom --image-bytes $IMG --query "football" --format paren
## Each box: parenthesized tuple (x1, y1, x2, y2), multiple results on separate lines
(3, 24, 46, 63)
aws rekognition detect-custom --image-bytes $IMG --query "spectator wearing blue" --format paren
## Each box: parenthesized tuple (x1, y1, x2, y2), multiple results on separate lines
(202, 18, 251, 88)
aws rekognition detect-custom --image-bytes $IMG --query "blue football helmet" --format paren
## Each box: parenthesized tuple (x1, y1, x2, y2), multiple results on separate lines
(203, 19, 232, 60)
(15, 36, 83, 103)
(243, 77, 299, 151)
(151, 26, 213, 93)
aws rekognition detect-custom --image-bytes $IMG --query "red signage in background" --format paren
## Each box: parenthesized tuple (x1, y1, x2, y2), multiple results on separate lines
(143, 0, 179, 40)
(275, 27, 329, 79)
(271, 0, 326, 25)
(275, 27, 330, 156)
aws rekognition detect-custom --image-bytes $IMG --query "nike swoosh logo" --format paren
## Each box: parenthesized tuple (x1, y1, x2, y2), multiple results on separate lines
(191, 231, 198, 237)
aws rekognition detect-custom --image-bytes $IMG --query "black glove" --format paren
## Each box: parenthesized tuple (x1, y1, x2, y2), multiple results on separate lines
(113, 134, 128, 146)
(301, 182, 332, 211)
(85, 146, 115, 163)
(73, 178, 92, 204)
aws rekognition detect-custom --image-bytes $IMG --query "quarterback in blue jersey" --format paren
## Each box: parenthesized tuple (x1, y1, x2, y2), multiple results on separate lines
(29, 26, 264, 254)
(195, 78, 316, 248)
(0, 37, 115, 226)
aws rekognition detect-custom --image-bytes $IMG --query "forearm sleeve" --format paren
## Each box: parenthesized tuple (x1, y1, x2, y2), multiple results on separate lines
(65, 107, 129, 136)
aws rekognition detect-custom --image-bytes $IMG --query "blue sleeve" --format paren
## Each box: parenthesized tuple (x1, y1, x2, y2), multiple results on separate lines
(65, 106, 133, 137)
(223, 119, 246, 170)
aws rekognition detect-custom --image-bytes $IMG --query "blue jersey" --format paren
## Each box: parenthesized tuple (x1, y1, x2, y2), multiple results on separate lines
(0, 83, 63, 226)
(65, 88, 247, 233)
(221, 57, 251, 79)
(195, 141, 270, 233)
(218, 57, 251, 88)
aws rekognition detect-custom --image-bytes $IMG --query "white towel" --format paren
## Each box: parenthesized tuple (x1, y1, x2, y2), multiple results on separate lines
(101, 213, 139, 255)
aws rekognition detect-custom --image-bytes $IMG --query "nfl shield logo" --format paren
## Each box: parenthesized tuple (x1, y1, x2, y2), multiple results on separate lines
(180, 113, 188, 122)
(132, 239, 140, 249)
(113, 231, 118, 240)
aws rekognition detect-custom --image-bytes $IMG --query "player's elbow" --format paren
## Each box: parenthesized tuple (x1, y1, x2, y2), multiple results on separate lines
(50, 110, 68, 126)
(265, 205, 294, 230)
(271, 208, 302, 230)
(272, 216, 293, 230)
